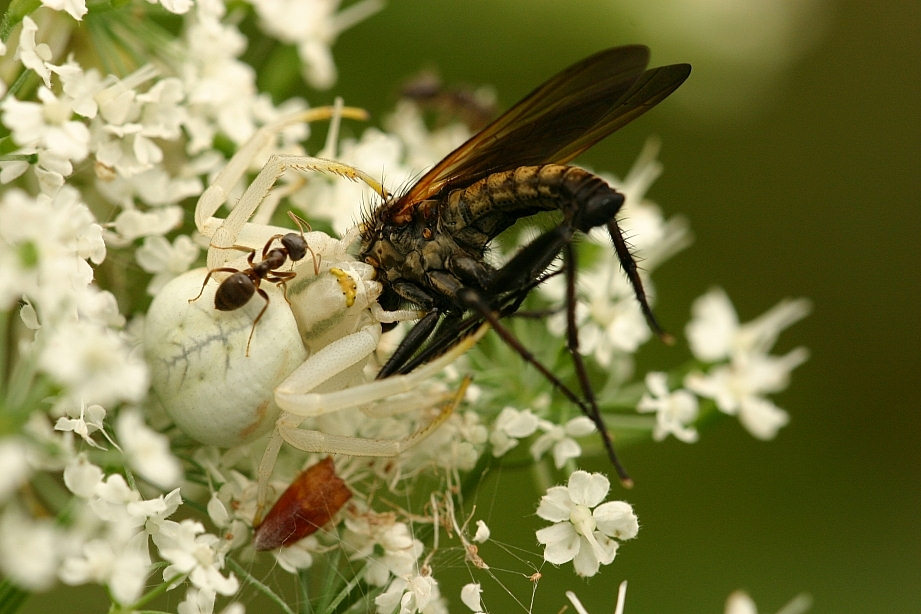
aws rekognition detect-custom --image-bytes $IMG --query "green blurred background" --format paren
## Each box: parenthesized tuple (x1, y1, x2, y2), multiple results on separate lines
(21, 1, 919, 612)
(327, 1, 919, 612)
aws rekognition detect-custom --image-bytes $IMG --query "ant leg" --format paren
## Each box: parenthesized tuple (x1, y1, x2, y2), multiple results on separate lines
(189, 267, 241, 303)
(245, 287, 271, 357)
(258, 234, 286, 260)
(267, 272, 297, 305)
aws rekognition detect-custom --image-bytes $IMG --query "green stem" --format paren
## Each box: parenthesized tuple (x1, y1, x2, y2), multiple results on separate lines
(114, 572, 183, 613)
(0, 0, 40, 43)
(323, 565, 372, 614)
(226, 558, 295, 614)
(0, 578, 29, 614)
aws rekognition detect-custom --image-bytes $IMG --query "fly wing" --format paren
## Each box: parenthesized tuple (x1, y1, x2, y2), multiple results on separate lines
(384, 46, 690, 221)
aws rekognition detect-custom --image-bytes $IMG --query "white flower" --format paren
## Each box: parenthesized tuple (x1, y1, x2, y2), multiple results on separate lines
(64, 454, 105, 499)
(135, 234, 200, 294)
(0, 438, 35, 502)
(408, 409, 488, 472)
(0, 87, 90, 187)
(39, 319, 149, 408)
(725, 590, 813, 614)
(97, 166, 202, 215)
(14, 17, 55, 87)
(86, 71, 187, 179)
(110, 207, 184, 244)
(152, 519, 239, 596)
(251, 0, 383, 89)
(41, 0, 89, 20)
(178, 3, 264, 151)
(535, 471, 638, 577)
(177, 587, 246, 614)
(472, 520, 490, 543)
(272, 535, 318, 573)
(460, 582, 483, 612)
(375, 572, 443, 614)
(59, 531, 151, 604)
(55, 401, 108, 448)
(87, 473, 142, 523)
(116, 408, 183, 489)
(178, 587, 218, 614)
(530, 416, 596, 469)
(686, 287, 810, 363)
(53, 60, 103, 118)
(343, 513, 424, 587)
(490, 406, 540, 456)
(637, 371, 700, 443)
(0, 508, 63, 590)
(684, 288, 810, 439)
(0, 187, 105, 315)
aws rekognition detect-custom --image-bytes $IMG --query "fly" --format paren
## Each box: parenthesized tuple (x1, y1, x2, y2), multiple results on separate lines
(359, 46, 691, 484)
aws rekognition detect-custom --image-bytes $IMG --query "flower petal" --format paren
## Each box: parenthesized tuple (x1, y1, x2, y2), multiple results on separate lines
(571, 538, 601, 577)
(536, 523, 579, 564)
(594, 501, 639, 540)
(567, 471, 610, 508)
(536, 486, 573, 522)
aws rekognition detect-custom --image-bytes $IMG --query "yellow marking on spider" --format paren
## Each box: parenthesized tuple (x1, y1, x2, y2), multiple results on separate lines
(329, 267, 358, 307)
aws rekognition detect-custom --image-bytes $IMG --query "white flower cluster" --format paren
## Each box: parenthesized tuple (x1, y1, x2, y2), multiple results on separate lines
(637, 288, 811, 443)
(0, 2, 811, 612)
(0, 1, 380, 611)
(491, 405, 598, 468)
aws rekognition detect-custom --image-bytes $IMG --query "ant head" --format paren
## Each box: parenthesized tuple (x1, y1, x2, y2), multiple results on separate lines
(282, 233, 308, 261)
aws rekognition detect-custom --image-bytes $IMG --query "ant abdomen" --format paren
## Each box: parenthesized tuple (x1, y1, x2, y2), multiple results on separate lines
(214, 272, 257, 311)
(190, 211, 316, 355)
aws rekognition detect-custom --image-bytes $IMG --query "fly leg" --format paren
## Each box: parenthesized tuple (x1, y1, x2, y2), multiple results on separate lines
(562, 242, 632, 485)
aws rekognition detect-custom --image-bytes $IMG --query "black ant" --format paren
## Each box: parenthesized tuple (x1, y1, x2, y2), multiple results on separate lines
(190, 212, 318, 355)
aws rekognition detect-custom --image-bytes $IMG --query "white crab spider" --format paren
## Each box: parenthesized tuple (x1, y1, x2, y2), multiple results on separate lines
(145, 104, 484, 516)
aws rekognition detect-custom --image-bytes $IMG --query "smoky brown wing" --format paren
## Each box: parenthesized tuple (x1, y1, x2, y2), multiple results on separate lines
(550, 62, 691, 163)
(387, 46, 689, 219)
(388, 46, 651, 216)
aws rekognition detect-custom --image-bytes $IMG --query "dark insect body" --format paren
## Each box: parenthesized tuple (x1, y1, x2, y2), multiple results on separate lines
(359, 46, 691, 484)
(191, 212, 317, 355)
(401, 71, 498, 131)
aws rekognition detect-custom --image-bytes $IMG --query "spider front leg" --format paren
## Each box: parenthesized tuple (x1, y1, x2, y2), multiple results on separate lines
(252, 323, 487, 519)
(194, 106, 390, 273)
